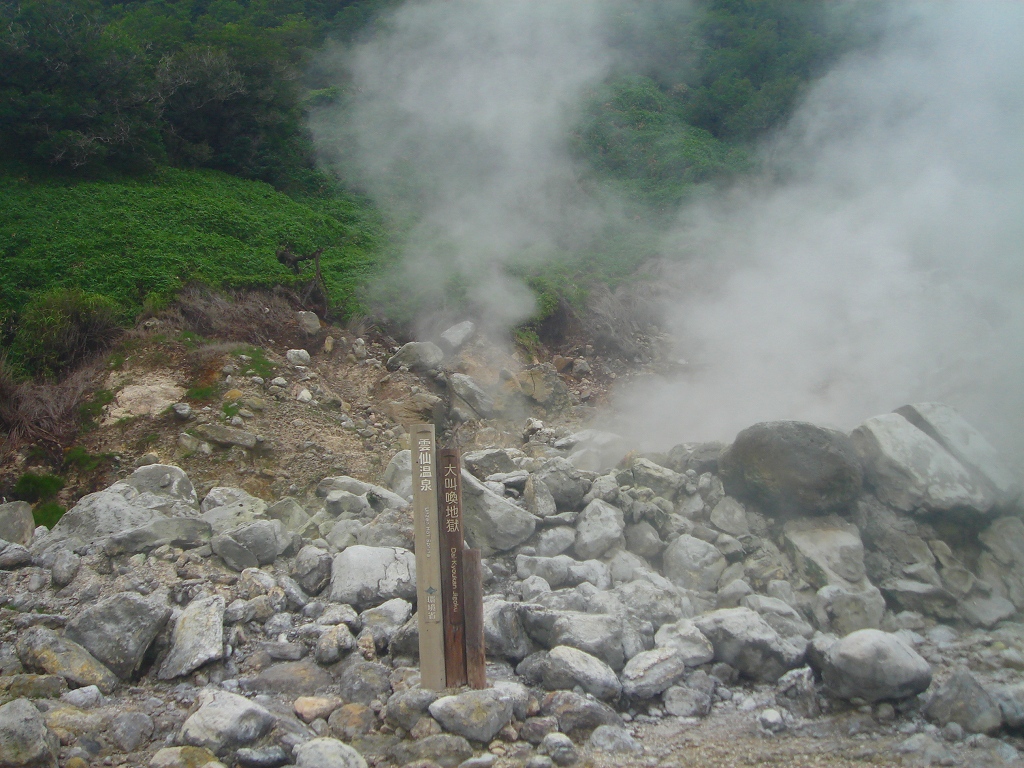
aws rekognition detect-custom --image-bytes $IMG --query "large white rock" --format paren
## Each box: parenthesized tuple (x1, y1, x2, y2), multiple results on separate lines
(542, 645, 621, 700)
(329, 545, 416, 609)
(896, 403, 1021, 504)
(179, 688, 275, 754)
(460, 470, 536, 556)
(851, 413, 995, 515)
(620, 646, 689, 699)
(663, 535, 726, 592)
(429, 689, 513, 743)
(574, 499, 625, 561)
(820, 628, 932, 702)
(693, 607, 805, 683)
(654, 620, 715, 666)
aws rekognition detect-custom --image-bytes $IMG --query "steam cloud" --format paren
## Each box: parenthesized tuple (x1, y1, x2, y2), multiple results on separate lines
(312, 2, 1024, 460)
(618, 2, 1024, 460)
(311, 0, 620, 334)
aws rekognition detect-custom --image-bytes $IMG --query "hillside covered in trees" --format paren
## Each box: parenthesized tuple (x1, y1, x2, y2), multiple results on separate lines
(0, 0, 881, 376)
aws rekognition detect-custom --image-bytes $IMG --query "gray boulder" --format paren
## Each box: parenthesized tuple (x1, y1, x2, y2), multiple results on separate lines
(0, 698, 59, 768)
(693, 607, 805, 683)
(483, 599, 534, 662)
(329, 545, 416, 609)
(295, 737, 368, 768)
(460, 471, 535, 556)
(534, 458, 590, 511)
(924, 668, 1002, 734)
(40, 490, 165, 552)
(653, 620, 715, 666)
(293, 545, 332, 595)
(16, 626, 118, 693)
(522, 608, 625, 670)
(851, 413, 995, 515)
(663, 535, 726, 593)
(620, 646, 689, 699)
(574, 499, 624, 561)
(65, 594, 170, 680)
(896, 402, 1021, 505)
(539, 690, 623, 734)
(450, 373, 494, 418)
(439, 320, 475, 351)
(382, 450, 413, 501)
(0, 501, 35, 546)
(541, 646, 621, 700)
(630, 458, 684, 500)
(819, 628, 932, 702)
(663, 677, 715, 718)
(179, 688, 275, 755)
(719, 421, 863, 514)
(104, 517, 211, 556)
(387, 341, 444, 372)
(111, 464, 198, 511)
(158, 595, 225, 680)
(429, 689, 513, 742)
(588, 724, 642, 754)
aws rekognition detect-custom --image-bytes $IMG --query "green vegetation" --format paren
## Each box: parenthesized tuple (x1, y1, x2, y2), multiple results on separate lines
(233, 346, 277, 379)
(33, 501, 66, 529)
(0, 167, 384, 340)
(78, 389, 115, 431)
(0, 0, 881, 374)
(63, 445, 114, 472)
(12, 471, 63, 502)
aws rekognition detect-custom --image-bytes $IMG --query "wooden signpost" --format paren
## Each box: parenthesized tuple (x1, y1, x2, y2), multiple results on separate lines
(409, 427, 487, 690)
(438, 448, 467, 687)
(410, 424, 445, 690)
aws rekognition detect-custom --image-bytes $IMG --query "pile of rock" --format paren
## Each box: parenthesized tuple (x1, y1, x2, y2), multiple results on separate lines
(1, 402, 1023, 767)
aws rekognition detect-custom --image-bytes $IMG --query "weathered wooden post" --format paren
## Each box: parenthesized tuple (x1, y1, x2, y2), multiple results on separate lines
(437, 448, 467, 687)
(462, 546, 487, 689)
(410, 424, 446, 689)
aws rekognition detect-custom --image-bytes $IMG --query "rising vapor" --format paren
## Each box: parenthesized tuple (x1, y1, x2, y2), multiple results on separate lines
(617, 2, 1024, 461)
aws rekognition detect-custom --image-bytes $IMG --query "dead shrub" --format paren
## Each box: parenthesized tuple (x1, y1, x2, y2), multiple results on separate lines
(157, 284, 308, 348)
(0, 354, 99, 461)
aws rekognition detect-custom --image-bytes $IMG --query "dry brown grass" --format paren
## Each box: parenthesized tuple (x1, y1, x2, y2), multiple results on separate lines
(156, 284, 309, 348)
(0, 354, 100, 461)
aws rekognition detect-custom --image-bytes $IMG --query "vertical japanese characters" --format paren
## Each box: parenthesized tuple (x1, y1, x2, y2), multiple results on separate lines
(410, 424, 446, 689)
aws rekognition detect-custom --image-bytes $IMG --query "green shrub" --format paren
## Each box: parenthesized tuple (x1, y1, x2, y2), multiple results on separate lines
(12, 472, 64, 503)
(33, 502, 66, 530)
(63, 445, 113, 473)
(79, 389, 115, 430)
(9, 289, 123, 377)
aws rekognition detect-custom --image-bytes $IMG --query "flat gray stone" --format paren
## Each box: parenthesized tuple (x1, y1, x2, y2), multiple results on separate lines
(541, 646, 621, 700)
(329, 545, 416, 609)
(295, 737, 368, 768)
(693, 607, 804, 683)
(851, 413, 995, 515)
(65, 594, 170, 680)
(924, 667, 1002, 734)
(158, 595, 225, 680)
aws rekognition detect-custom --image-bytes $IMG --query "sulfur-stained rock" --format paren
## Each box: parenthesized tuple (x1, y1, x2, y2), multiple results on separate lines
(15, 627, 118, 694)
(429, 689, 513, 743)
(65, 594, 170, 680)
(0, 698, 60, 768)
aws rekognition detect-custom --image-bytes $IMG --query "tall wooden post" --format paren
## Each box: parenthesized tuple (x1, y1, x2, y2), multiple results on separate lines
(463, 547, 487, 689)
(410, 424, 445, 690)
(437, 448, 467, 687)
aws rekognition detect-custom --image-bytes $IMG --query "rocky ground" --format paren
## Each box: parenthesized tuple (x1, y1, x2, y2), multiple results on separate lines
(2, 309, 1024, 768)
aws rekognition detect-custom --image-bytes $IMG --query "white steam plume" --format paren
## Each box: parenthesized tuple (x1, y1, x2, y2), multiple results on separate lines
(616, 3, 1024, 459)
(311, 0, 621, 335)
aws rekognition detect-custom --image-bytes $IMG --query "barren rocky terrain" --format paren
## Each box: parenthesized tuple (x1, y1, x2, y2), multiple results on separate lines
(2, 309, 1024, 768)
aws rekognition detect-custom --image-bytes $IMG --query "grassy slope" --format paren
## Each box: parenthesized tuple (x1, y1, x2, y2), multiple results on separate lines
(0, 166, 385, 321)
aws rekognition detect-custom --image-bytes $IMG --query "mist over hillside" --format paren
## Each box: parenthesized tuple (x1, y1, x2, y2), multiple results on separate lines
(311, 0, 1024, 460)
